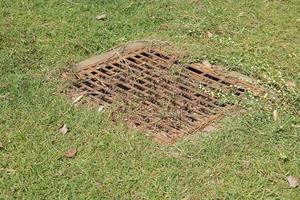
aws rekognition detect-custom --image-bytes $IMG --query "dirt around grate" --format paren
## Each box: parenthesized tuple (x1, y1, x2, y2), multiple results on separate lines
(71, 41, 265, 144)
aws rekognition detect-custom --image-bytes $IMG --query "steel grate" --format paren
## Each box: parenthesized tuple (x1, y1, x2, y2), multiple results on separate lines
(72, 42, 262, 144)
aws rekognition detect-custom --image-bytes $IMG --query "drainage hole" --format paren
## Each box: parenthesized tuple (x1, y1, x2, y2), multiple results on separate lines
(180, 92, 192, 101)
(133, 121, 142, 126)
(133, 84, 146, 91)
(220, 81, 230, 86)
(186, 66, 204, 74)
(136, 79, 145, 85)
(203, 74, 220, 82)
(151, 51, 171, 60)
(98, 88, 110, 95)
(237, 88, 245, 92)
(234, 92, 241, 96)
(116, 83, 130, 91)
(141, 52, 151, 58)
(127, 57, 140, 64)
(186, 115, 198, 122)
(105, 65, 113, 70)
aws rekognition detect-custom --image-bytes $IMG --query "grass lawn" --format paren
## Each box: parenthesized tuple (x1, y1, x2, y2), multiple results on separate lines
(1, 0, 300, 199)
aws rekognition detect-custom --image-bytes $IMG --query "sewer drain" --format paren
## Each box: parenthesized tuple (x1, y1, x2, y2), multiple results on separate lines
(72, 42, 263, 144)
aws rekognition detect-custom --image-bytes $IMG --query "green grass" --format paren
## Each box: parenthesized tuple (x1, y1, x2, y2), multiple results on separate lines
(1, 0, 300, 199)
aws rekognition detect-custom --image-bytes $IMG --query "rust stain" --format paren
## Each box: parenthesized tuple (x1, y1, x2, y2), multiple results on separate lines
(71, 42, 263, 144)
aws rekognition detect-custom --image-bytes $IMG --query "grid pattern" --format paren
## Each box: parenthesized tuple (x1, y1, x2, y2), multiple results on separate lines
(74, 48, 251, 143)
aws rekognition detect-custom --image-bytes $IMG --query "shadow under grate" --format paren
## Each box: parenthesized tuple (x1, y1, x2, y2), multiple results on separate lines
(72, 42, 263, 144)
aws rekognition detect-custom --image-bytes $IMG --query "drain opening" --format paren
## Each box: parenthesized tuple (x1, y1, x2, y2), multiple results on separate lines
(72, 42, 263, 143)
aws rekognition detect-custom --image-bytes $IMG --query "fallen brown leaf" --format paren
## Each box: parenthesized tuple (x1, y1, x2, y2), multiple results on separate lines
(0, 168, 16, 173)
(96, 14, 107, 20)
(206, 31, 213, 38)
(202, 60, 212, 68)
(273, 110, 278, 121)
(98, 105, 105, 112)
(72, 94, 84, 104)
(0, 141, 3, 149)
(286, 80, 296, 89)
(287, 176, 299, 188)
(238, 12, 245, 17)
(59, 124, 69, 135)
(202, 124, 217, 133)
(292, 124, 300, 128)
(64, 148, 77, 158)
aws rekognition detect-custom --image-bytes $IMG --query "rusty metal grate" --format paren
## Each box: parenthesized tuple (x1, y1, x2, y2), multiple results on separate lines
(72, 42, 263, 144)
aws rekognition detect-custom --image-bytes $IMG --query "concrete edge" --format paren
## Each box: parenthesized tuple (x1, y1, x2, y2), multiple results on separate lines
(191, 62, 274, 97)
(74, 41, 149, 72)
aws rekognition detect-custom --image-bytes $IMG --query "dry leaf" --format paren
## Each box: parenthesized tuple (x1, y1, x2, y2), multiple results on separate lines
(273, 110, 278, 121)
(286, 80, 296, 89)
(202, 60, 212, 68)
(64, 148, 77, 158)
(72, 94, 84, 104)
(0, 141, 3, 149)
(238, 12, 245, 17)
(59, 124, 69, 135)
(206, 31, 213, 38)
(292, 124, 300, 128)
(202, 124, 217, 133)
(98, 105, 105, 112)
(96, 14, 107, 20)
(287, 176, 299, 188)
(0, 168, 16, 173)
